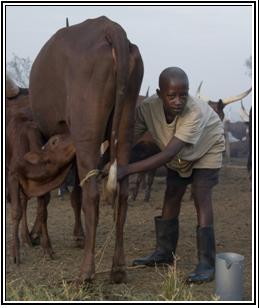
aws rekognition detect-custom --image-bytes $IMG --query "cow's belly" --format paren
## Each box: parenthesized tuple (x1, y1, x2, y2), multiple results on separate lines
(30, 73, 68, 138)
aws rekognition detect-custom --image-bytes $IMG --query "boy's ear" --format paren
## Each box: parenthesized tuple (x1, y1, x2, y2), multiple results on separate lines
(156, 89, 161, 97)
(24, 152, 41, 165)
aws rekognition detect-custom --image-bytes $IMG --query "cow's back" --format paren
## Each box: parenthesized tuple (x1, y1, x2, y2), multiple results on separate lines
(30, 16, 127, 139)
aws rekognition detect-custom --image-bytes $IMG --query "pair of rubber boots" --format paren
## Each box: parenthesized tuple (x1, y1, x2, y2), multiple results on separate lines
(132, 216, 215, 283)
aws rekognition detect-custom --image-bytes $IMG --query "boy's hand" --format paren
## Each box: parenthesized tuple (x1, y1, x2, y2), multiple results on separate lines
(117, 165, 129, 181)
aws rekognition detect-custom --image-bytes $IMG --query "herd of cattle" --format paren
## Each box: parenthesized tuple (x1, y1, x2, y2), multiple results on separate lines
(5, 16, 252, 284)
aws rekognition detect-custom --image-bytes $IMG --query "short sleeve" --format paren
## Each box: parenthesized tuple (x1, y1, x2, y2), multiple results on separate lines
(134, 104, 148, 142)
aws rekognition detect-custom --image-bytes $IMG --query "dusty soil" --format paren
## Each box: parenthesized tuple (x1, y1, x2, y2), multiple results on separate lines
(5, 162, 253, 302)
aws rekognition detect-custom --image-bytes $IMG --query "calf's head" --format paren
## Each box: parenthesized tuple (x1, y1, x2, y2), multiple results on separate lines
(17, 134, 76, 197)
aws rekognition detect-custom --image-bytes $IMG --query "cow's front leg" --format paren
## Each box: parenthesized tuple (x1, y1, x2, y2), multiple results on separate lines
(110, 177, 128, 283)
(79, 177, 99, 282)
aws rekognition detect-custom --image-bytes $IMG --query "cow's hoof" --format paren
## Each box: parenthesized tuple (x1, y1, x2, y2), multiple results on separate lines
(130, 195, 137, 202)
(21, 233, 33, 247)
(78, 270, 95, 284)
(73, 237, 85, 249)
(43, 247, 55, 260)
(30, 234, 41, 246)
(110, 267, 127, 284)
(13, 255, 21, 265)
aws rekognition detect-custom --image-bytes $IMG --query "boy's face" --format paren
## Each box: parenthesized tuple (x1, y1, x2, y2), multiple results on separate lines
(157, 78, 189, 117)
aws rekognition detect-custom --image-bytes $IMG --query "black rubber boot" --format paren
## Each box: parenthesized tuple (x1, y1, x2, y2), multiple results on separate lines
(132, 216, 179, 266)
(187, 225, 215, 283)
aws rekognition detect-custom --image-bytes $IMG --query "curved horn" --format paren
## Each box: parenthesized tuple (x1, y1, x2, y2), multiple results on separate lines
(6, 73, 19, 97)
(222, 87, 252, 105)
(195, 81, 203, 98)
(66, 17, 69, 27)
(195, 81, 211, 102)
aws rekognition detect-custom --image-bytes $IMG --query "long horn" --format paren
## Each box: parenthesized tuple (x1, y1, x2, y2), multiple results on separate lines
(222, 87, 252, 105)
(195, 81, 211, 102)
(6, 73, 19, 97)
(66, 17, 69, 27)
(195, 81, 203, 98)
(145, 86, 150, 97)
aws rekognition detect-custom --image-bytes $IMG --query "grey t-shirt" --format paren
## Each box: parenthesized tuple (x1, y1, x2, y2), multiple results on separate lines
(134, 94, 225, 177)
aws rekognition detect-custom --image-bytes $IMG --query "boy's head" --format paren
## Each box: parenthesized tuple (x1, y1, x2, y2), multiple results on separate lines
(157, 67, 189, 116)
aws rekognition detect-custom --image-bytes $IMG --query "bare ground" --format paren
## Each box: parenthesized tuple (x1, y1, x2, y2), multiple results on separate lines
(5, 162, 253, 302)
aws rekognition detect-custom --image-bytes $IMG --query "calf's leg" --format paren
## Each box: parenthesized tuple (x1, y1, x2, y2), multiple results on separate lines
(37, 193, 54, 258)
(8, 176, 22, 264)
(20, 193, 33, 246)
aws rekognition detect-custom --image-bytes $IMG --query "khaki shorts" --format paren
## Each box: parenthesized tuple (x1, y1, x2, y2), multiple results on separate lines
(167, 168, 220, 189)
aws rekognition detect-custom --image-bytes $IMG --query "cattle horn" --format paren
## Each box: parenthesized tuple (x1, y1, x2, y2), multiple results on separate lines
(145, 86, 150, 98)
(239, 100, 249, 122)
(241, 100, 249, 118)
(222, 87, 252, 105)
(195, 81, 203, 98)
(6, 74, 19, 98)
(195, 81, 211, 102)
(66, 17, 69, 27)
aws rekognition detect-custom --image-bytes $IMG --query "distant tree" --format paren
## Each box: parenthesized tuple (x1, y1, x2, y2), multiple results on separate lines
(244, 55, 252, 78)
(6, 53, 32, 87)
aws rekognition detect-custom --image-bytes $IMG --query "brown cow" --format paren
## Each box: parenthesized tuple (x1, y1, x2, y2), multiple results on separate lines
(29, 16, 143, 283)
(6, 98, 75, 264)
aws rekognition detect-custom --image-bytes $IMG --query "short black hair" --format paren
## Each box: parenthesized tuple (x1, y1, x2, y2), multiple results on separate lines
(159, 67, 189, 89)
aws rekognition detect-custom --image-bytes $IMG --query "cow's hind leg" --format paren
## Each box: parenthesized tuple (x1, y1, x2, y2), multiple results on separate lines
(144, 169, 156, 202)
(111, 47, 143, 283)
(78, 172, 99, 282)
(111, 178, 129, 283)
(73, 113, 108, 283)
(131, 172, 144, 201)
(70, 174, 84, 247)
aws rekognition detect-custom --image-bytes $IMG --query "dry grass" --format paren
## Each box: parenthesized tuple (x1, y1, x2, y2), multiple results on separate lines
(5, 164, 252, 302)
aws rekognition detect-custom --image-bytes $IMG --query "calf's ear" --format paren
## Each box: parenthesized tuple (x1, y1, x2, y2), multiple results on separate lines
(24, 152, 41, 165)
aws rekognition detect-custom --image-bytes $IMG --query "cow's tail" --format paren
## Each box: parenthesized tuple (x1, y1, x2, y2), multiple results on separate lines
(105, 25, 130, 202)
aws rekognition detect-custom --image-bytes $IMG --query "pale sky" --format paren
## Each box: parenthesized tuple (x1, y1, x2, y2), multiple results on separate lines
(5, 4, 253, 121)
